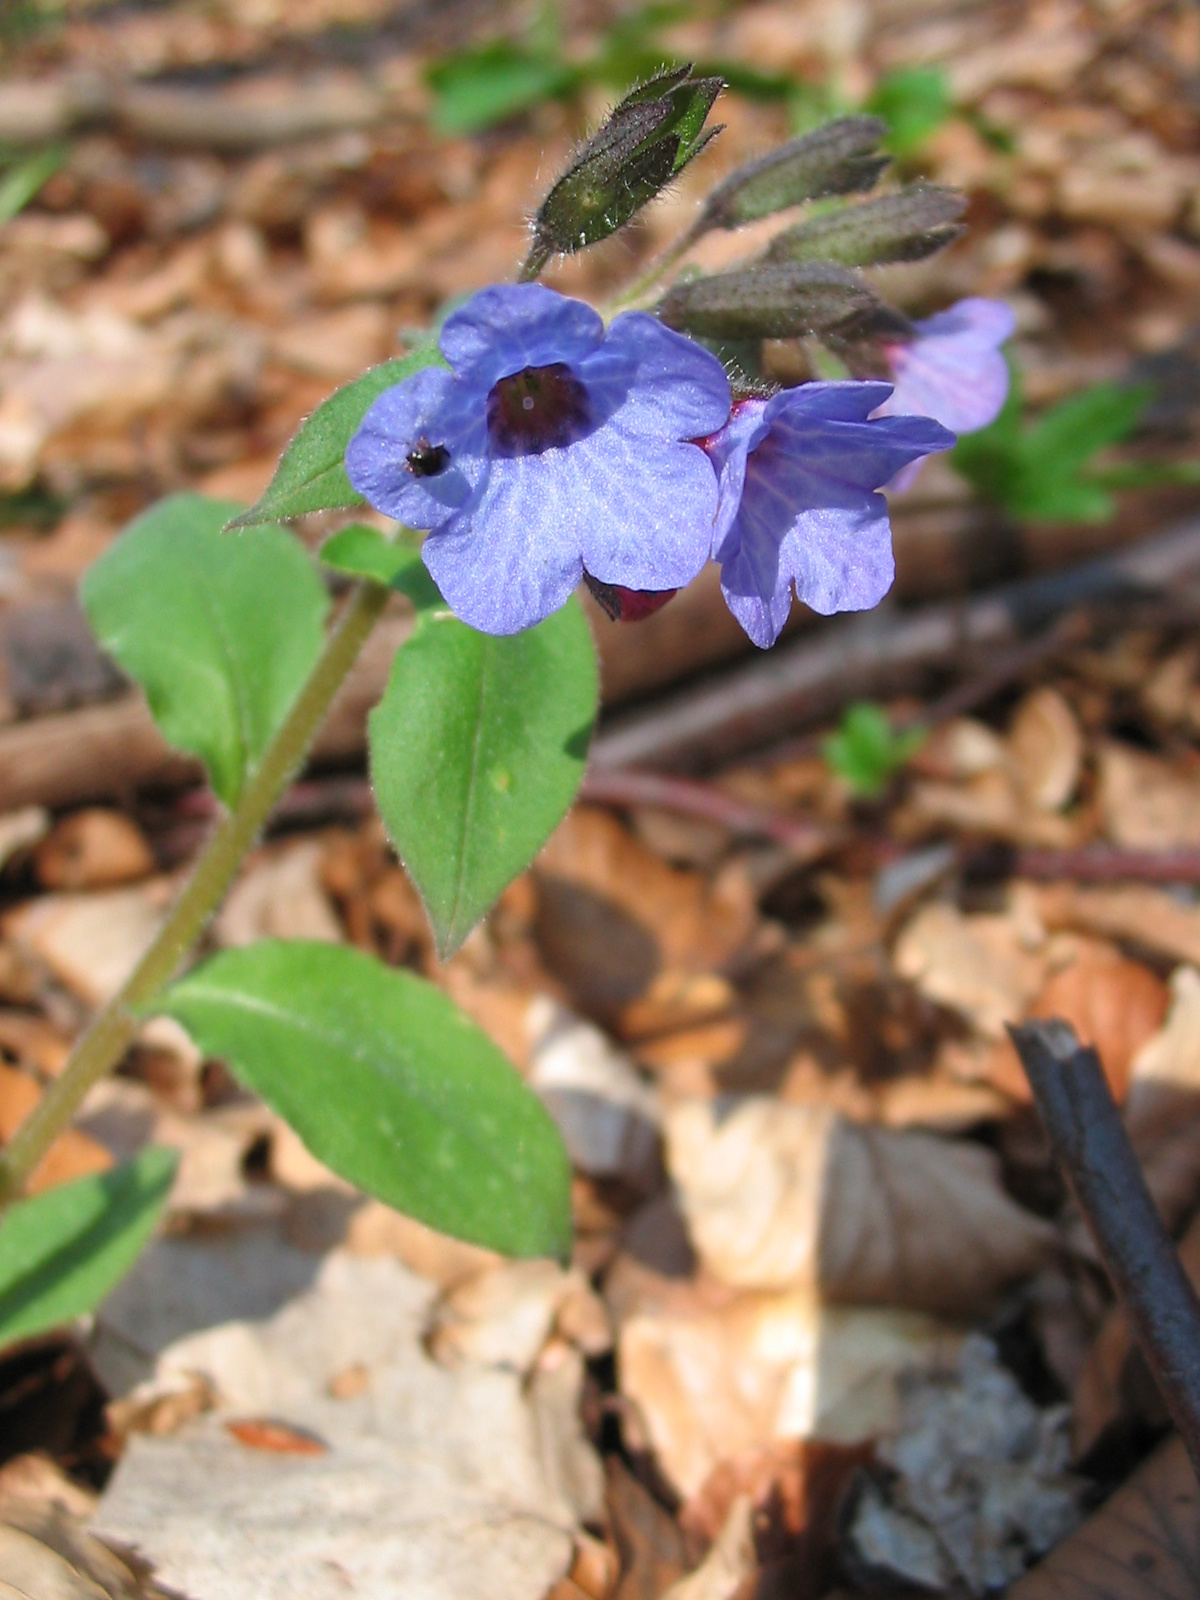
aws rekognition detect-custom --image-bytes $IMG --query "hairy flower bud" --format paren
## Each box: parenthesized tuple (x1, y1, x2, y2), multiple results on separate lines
(766, 184, 966, 268)
(657, 261, 881, 343)
(525, 66, 723, 276)
(694, 116, 888, 235)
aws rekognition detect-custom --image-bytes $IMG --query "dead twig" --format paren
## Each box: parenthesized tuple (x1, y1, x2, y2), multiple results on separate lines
(578, 767, 834, 855)
(591, 516, 1200, 772)
(1007, 845, 1200, 885)
(1009, 1018, 1200, 1484)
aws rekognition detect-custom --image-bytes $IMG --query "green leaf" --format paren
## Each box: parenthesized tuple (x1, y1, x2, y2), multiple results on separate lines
(950, 370, 1156, 526)
(156, 942, 572, 1260)
(0, 1147, 178, 1350)
(1089, 459, 1200, 490)
(427, 40, 580, 135)
(1022, 381, 1152, 473)
(319, 524, 444, 610)
(228, 346, 444, 529)
(370, 599, 597, 958)
(0, 144, 65, 225)
(80, 493, 330, 807)
(822, 702, 925, 796)
(866, 66, 954, 157)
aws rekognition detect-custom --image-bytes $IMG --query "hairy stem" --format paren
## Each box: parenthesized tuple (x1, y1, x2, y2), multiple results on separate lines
(607, 218, 708, 313)
(0, 579, 390, 1203)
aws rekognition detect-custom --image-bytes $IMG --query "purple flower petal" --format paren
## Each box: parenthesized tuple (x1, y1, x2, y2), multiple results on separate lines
(708, 383, 955, 648)
(345, 282, 732, 636)
(877, 296, 1015, 434)
(439, 283, 604, 390)
(568, 427, 719, 590)
(420, 453, 585, 634)
(579, 312, 732, 440)
(345, 365, 487, 528)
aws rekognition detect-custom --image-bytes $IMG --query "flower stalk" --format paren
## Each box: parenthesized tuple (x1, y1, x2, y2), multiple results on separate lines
(0, 578, 390, 1205)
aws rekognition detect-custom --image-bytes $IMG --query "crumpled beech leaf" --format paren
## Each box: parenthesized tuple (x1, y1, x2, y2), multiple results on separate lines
(695, 115, 888, 234)
(657, 260, 882, 343)
(767, 184, 966, 268)
(529, 65, 722, 266)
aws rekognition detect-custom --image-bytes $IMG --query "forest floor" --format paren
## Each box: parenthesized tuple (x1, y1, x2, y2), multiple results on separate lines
(4, 1, 1200, 1596)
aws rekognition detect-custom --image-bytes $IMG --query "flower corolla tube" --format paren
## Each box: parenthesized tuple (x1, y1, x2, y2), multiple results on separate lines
(704, 382, 955, 649)
(345, 282, 732, 635)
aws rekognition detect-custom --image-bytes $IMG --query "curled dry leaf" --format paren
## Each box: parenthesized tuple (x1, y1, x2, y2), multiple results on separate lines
(1124, 965, 1200, 1230)
(528, 998, 662, 1192)
(427, 1259, 587, 1375)
(659, 1495, 756, 1600)
(893, 900, 1048, 1040)
(665, 1097, 1055, 1315)
(982, 940, 1168, 1102)
(93, 1252, 581, 1600)
(1007, 1433, 1200, 1598)
(33, 808, 155, 891)
(906, 770, 1078, 847)
(1098, 741, 1200, 850)
(532, 807, 757, 1032)
(1, 880, 171, 1009)
(605, 1457, 689, 1600)
(1007, 687, 1083, 812)
(0, 806, 49, 873)
(618, 1280, 957, 1501)
(1034, 883, 1200, 970)
(0, 1499, 172, 1600)
(215, 838, 344, 947)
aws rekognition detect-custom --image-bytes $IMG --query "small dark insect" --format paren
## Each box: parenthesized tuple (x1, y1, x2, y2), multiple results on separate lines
(405, 437, 450, 477)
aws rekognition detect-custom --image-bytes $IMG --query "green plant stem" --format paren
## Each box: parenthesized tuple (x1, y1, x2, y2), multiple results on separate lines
(517, 240, 552, 282)
(607, 218, 707, 312)
(0, 580, 390, 1204)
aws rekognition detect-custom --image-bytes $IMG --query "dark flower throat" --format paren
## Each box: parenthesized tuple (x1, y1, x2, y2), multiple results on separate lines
(486, 362, 592, 456)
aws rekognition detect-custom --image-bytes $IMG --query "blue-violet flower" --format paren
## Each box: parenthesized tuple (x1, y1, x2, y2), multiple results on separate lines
(873, 296, 1015, 491)
(704, 382, 956, 649)
(344, 282, 732, 635)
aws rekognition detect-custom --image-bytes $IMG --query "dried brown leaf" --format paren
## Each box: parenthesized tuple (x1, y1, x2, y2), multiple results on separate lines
(1008, 1433, 1199, 1597)
(666, 1098, 1054, 1315)
(533, 808, 757, 1031)
(617, 1280, 957, 1500)
(1008, 687, 1083, 812)
(33, 809, 155, 891)
(983, 941, 1168, 1102)
(1099, 742, 1200, 850)
(893, 901, 1047, 1040)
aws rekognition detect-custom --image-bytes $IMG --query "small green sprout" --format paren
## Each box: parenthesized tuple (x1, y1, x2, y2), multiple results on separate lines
(823, 702, 926, 797)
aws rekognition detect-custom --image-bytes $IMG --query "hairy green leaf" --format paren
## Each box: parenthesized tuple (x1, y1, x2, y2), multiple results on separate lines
(370, 599, 597, 958)
(81, 493, 329, 806)
(0, 1147, 178, 1350)
(951, 370, 1157, 525)
(229, 346, 443, 529)
(866, 66, 954, 157)
(319, 524, 444, 610)
(823, 702, 925, 796)
(157, 942, 572, 1260)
